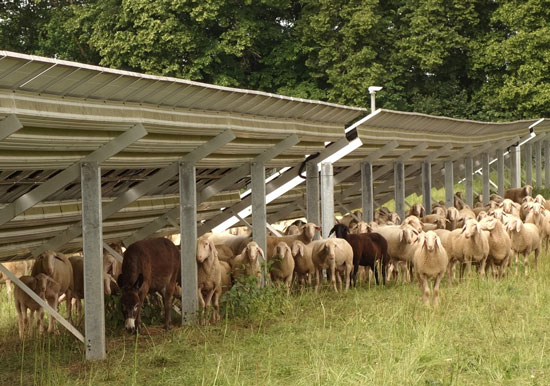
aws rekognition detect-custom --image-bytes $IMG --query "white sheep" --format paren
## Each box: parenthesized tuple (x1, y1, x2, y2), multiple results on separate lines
(196, 238, 224, 323)
(478, 216, 512, 278)
(310, 238, 353, 293)
(412, 231, 448, 306)
(504, 217, 540, 276)
(269, 242, 295, 295)
(375, 224, 420, 282)
(290, 240, 315, 287)
(448, 218, 489, 278)
(230, 241, 263, 286)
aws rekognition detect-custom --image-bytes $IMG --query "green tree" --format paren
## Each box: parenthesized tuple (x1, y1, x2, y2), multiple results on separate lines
(473, 0, 550, 120)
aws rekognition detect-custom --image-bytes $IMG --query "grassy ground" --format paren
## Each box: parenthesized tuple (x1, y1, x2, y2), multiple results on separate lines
(1, 253, 550, 386)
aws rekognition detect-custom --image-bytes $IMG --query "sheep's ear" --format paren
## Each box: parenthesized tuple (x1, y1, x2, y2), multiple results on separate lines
(435, 236, 444, 251)
(460, 225, 466, 234)
(399, 230, 404, 243)
(257, 246, 265, 260)
(134, 273, 144, 290)
(315, 225, 321, 231)
(516, 220, 522, 233)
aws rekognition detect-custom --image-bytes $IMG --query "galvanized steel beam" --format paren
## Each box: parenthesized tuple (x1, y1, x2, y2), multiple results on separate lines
(524, 142, 533, 186)
(81, 161, 105, 360)
(535, 140, 542, 188)
(445, 160, 454, 207)
(306, 161, 320, 226)
(361, 161, 374, 223)
(394, 161, 405, 220)
(251, 162, 268, 281)
(0, 114, 22, 141)
(510, 145, 521, 188)
(179, 161, 198, 324)
(481, 153, 490, 206)
(497, 148, 505, 196)
(320, 163, 334, 238)
(422, 161, 432, 212)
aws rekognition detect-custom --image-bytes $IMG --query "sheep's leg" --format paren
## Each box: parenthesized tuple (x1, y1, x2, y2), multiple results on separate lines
(418, 274, 430, 305)
(48, 296, 59, 334)
(162, 285, 175, 330)
(345, 264, 352, 291)
(6, 279, 12, 297)
(523, 252, 529, 276)
(211, 288, 221, 323)
(514, 251, 519, 276)
(314, 269, 321, 293)
(433, 274, 443, 307)
(36, 308, 44, 336)
(16, 303, 25, 340)
(330, 265, 338, 293)
(28, 309, 35, 337)
(479, 257, 487, 277)
(285, 273, 293, 296)
(534, 248, 540, 270)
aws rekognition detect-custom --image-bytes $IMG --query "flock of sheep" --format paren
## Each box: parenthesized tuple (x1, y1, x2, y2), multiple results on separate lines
(1, 184, 547, 337)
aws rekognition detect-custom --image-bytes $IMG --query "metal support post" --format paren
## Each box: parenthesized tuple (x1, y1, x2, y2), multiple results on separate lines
(306, 161, 320, 226)
(511, 145, 520, 188)
(251, 162, 267, 281)
(320, 163, 334, 238)
(394, 161, 405, 220)
(80, 161, 105, 360)
(482, 153, 490, 206)
(497, 148, 505, 196)
(465, 157, 474, 207)
(444, 160, 454, 207)
(179, 161, 198, 324)
(422, 161, 432, 212)
(361, 161, 374, 222)
(524, 142, 532, 186)
(535, 140, 542, 188)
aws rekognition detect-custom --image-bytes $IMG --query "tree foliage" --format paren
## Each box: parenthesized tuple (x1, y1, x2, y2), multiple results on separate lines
(1, 0, 549, 121)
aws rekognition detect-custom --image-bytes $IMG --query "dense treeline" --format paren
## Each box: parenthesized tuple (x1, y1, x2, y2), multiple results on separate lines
(2, 0, 549, 120)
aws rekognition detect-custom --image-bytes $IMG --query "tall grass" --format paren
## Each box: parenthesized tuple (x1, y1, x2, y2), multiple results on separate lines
(1, 252, 550, 385)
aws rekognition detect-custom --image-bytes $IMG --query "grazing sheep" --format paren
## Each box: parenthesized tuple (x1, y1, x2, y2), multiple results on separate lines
(478, 217, 512, 278)
(291, 240, 315, 287)
(118, 238, 180, 332)
(31, 251, 74, 332)
(0, 260, 31, 296)
(413, 231, 448, 306)
(310, 238, 353, 292)
(330, 224, 389, 285)
(14, 274, 61, 339)
(196, 238, 224, 323)
(446, 207, 461, 230)
(505, 217, 540, 276)
(504, 185, 533, 203)
(269, 242, 295, 295)
(230, 241, 263, 286)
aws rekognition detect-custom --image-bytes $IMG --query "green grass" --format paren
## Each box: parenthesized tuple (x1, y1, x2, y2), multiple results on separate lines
(2, 255, 550, 385)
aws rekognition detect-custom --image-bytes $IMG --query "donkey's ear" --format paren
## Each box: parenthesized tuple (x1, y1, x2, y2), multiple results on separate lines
(134, 273, 144, 290)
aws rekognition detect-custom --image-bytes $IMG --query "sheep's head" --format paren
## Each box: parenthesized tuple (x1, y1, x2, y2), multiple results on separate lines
(523, 185, 533, 197)
(410, 203, 425, 217)
(505, 218, 523, 233)
(419, 231, 442, 253)
(522, 196, 534, 203)
(33, 273, 50, 299)
(402, 216, 423, 233)
(535, 194, 546, 205)
(399, 225, 419, 244)
(479, 217, 497, 231)
(488, 208, 504, 221)
(431, 206, 446, 217)
(196, 238, 216, 263)
(285, 225, 301, 235)
(273, 242, 291, 262)
(389, 212, 401, 225)
(501, 199, 514, 213)
(477, 211, 488, 221)
(461, 219, 481, 239)
(120, 273, 143, 333)
(323, 240, 339, 262)
(291, 241, 305, 258)
(245, 242, 264, 262)
(301, 223, 321, 241)
(355, 221, 372, 234)
(329, 224, 349, 239)
(446, 207, 460, 222)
